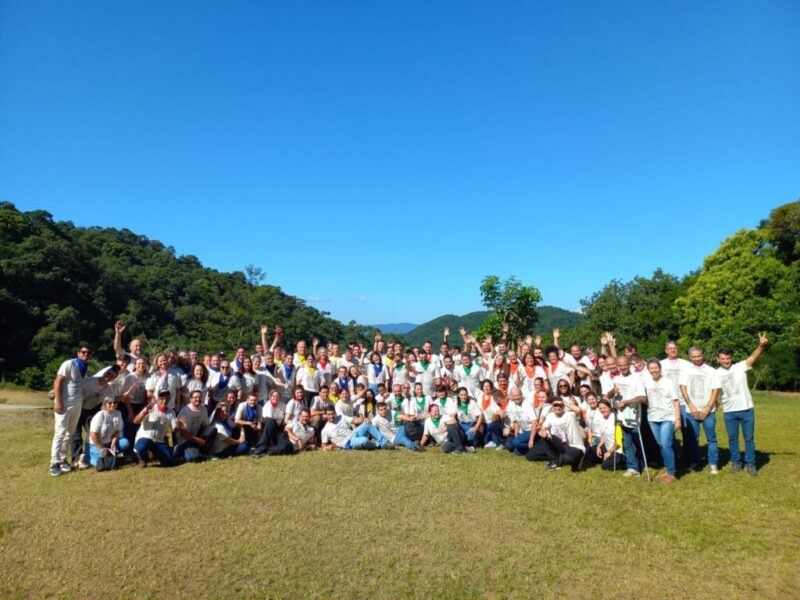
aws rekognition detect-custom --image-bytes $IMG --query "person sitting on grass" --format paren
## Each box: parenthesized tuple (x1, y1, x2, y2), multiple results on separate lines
(174, 389, 216, 462)
(538, 399, 586, 472)
(480, 379, 509, 449)
(286, 408, 317, 453)
(444, 386, 484, 447)
(503, 388, 537, 455)
(420, 404, 474, 455)
(208, 402, 248, 459)
(88, 396, 130, 471)
(250, 390, 289, 457)
(321, 406, 393, 451)
(592, 400, 626, 472)
(234, 392, 262, 449)
(133, 390, 179, 468)
(372, 401, 421, 451)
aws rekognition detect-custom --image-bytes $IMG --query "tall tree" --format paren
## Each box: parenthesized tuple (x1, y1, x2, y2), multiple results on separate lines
(476, 275, 541, 343)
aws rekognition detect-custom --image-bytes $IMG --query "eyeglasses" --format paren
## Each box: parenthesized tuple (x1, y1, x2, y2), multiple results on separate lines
(78, 349, 91, 355)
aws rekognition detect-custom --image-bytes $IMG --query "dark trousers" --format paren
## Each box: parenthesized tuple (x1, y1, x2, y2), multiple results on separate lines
(442, 424, 466, 454)
(253, 418, 293, 455)
(525, 435, 551, 462)
(543, 436, 585, 470)
(70, 405, 101, 464)
(174, 428, 217, 461)
(485, 421, 506, 446)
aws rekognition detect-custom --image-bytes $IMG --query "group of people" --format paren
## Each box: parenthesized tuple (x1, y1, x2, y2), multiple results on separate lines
(49, 321, 768, 484)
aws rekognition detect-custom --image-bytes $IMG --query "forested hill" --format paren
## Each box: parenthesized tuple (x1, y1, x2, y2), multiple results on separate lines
(404, 307, 583, 348)
(0, 202, 377, 388)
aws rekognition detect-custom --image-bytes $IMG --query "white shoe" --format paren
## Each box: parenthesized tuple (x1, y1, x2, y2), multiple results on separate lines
(709, 465, 720, 475)
(623, 469, 640, 478)
(485, 441, 497, 449)
(496, 445, 506, 451)
(465, 446, 476, 453)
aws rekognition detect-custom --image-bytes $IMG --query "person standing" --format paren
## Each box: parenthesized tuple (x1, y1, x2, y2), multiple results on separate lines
(49, 345, 92, 476)
(643, 360, 681, 484)
(606, 356, 648, 478)
(679, 347, 722, 474)
(716, 333, 768, 476)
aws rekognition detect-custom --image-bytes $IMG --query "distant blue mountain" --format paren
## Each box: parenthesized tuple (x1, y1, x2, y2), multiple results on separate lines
(372, 322, 419, 335)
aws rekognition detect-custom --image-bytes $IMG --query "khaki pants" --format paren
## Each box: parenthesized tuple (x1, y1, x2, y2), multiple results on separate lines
(51, 402, 82, 465)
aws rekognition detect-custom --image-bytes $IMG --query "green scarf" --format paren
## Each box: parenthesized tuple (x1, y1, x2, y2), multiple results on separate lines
(431, 416, 441, 429)
(394, 395, 403, 409)
(459, 401, 469, 415)
(463, 365, 472, 376)
(415, 396, 426, 412)
(420, 362, 430, 371)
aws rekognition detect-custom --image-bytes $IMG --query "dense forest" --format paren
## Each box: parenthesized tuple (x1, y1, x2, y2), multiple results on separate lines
(2, 200, 798, 390)
(0, 202, 382, 389)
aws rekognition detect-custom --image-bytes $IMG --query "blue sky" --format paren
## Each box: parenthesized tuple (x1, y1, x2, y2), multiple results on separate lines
(2, 1, 798, 325)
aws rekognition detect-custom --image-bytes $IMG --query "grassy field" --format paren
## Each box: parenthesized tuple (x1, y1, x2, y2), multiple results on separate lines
(1, 392, 798, 599)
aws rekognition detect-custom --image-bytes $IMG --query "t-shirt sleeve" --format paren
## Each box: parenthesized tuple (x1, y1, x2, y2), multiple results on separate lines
(235, 403, 246, 420)
(57, 361, 70, 378)
(89, 411, 104, 434)
(321, 426, 332, 444)
(734, 360, 750, 374)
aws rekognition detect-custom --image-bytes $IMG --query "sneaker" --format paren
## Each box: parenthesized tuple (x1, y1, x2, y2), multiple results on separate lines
(465, 446, 476, 454)
(59, 462, 73, 474)
(485, 441, 497, 449)
(77, 454, 90, 470)
(623, 469, 640, 478)
(496, 445, 506, 451)
(250, 451, 265, 458)
(661, 474, 677, 485)
(746, 464, 757, 476)
(545, 461, 561, 471)
(709, 465, 720, 475)
(49, 464, 62, 477)
(729, 463, 743, 473)
(452, 449, 464, 455)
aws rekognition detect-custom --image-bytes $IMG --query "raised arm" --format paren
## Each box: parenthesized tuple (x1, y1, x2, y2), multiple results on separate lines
(745, 333, 769, 368)
(260, 324, 268, 353)
(114, 321, 126, 359)
(443, 327, 449, 344)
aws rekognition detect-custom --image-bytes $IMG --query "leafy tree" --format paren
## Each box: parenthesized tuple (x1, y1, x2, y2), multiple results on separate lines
(476, 276, 541, 343)
(759, 199, 800, 265)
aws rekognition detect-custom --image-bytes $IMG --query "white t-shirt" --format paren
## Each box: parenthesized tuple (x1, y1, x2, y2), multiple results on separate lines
(391, 363, 414, 387)
(178, 404, 211, 435)
(261, 400, 287, 423)
(716, 361, 753, 413)
(413, 362, 441, 396)
(423, 417, 448, 445)
(89, 409, 123, 444)
(285, 399, 309, 425)
(506, 401, 537, 433)
(135, 409, 177, 443)
(81, 376, 111, 411)
(453, 364, 483, 397)
(402, 396, 430, 419)
(546, 361, 574, 392)
(443, 398, 483, 424)
(586, 406, 605, 439)
(644, 376, 679, 422)
(372, 413, 398, 443)
(542, 411, 585, 451)
(234, 402, 260, 423)
(321, 415, 354, 448)
(660, 357, 691, 405)
(295, 366, 322, 393)
(597, 413, 621, 454)
(145, 370, 183, 411)
(210, 422, 235, 455)
(366, 364, 390, 386)
(289, 421, 315, 450)
(612, 373, 646, 428)
(184, 379, 208, 406)
(335, 400, 355, 418)
(58, 358, 84, 406)
(679, 364, 721, 412)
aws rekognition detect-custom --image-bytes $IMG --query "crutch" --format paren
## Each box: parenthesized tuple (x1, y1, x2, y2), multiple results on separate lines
(636, 421, 652, 482)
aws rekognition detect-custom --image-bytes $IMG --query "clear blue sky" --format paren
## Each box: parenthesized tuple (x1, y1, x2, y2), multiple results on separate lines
(2, 1, 798, 325)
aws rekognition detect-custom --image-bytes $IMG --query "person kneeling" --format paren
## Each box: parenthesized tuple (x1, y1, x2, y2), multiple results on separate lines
(538, 400, 586, 472)
(88, 396, 130, 471)
(321, 406, 392, 451)
(133, 390, 179, 468)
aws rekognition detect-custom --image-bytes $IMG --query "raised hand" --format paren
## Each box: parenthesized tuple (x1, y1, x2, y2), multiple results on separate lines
(444, 327, 450, 337)
(758, 332, 769, 346)
(115, 321, 126, 333)
(600, 333, 609, 346)
(458, 326, 467, 337)
(312, 337, 320, 346)
(502, 322, 509, 334)
(552, 328, 560, 339)
(525, 335, 533, 345)
(275, 325, 283, 336)
(261, 324, 268, 334)
(534, 335, 542, 346)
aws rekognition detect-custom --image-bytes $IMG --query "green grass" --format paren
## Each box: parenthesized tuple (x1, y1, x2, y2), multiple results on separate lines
(1, 393, 799, 599)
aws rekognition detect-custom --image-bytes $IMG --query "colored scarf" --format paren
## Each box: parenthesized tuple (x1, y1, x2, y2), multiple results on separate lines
(373, 364, 382, 378)
(75, 357, 89, 377)
(420, 361, 430, 371)
(459, 401, 469, 415)
(481, 393, 492, 411)
(415, 396, 426, 412)
(217, 374, 230, 390)
(246, 405, 258, 422)
(463, 365, 472, 376)
(431, 416, 441, 429)
(283, 364, 294, 379)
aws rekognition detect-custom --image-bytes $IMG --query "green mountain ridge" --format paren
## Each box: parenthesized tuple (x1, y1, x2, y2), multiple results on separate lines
(402, 306, 584, 348)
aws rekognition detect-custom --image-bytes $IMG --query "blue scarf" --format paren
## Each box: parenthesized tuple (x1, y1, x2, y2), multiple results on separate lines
(246, 405, 258, 422)
(373, 364, 382, 378)
(75, 357, 89, 377)
(284, 365, 294, 379)
(218, 374, 230, 390)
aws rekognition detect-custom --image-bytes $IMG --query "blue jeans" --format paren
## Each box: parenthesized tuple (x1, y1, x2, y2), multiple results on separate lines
(347, 423, 388, 449)
(504, 430, 531, 455)
(681, 407, 718, 467)
(458, 422, 481, 445)
(88, 438, 131, 467)
(134, 438, 178, 467)
(217, 442, 249, 458)
(622, 427, 643, 472)
(485, 421, 506, 446)
(393, 425, 417, 450)
(648, 420, 676, 476)
(723, 408, 755, 466)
